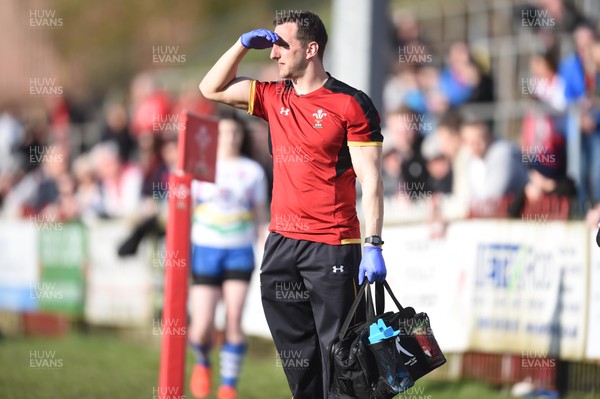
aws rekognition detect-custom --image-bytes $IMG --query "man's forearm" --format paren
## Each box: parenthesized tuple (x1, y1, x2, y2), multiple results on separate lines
(361, 175, 384, 239)
(199, 40, 248, 100)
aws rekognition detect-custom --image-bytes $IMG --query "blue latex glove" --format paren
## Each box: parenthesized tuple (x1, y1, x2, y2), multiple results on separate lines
(240, 29, 280, 49)
(358, 246, 387, 285)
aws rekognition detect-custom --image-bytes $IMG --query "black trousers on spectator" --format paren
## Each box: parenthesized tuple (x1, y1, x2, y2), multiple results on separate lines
(260, 232, 365, 399)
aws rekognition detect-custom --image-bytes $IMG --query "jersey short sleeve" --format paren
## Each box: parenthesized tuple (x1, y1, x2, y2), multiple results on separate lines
(248, 80, 275, 121)
(346, 91, 383, 147)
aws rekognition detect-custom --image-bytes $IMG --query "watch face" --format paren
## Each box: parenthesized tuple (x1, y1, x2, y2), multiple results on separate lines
(366, 236, 383, 245)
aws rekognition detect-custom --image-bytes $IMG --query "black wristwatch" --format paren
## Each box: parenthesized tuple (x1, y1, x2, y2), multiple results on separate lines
(365, 235, 384, 246)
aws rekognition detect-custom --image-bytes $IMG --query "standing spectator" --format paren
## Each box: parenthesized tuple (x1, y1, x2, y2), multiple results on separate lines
(559, 24, 595, 102)
(100, 103, 135, 162)
(527, 50, 567, 112)
(559, 24, 600, 209)
(521, 51, 568, 173)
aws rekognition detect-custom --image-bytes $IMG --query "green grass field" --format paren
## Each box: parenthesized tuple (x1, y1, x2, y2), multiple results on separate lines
(0, 332, 598, 399)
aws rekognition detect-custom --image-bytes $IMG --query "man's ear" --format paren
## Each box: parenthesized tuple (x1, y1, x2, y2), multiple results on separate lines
(306, 41, 319, 59)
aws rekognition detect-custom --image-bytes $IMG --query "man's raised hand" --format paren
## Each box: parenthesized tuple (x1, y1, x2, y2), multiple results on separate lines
(240, 29, 280, 49)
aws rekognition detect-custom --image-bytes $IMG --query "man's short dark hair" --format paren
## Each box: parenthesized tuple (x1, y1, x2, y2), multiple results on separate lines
(274, 11, 328, 60)
(437, 111, 463, 135)
(460, 108, 494, 137)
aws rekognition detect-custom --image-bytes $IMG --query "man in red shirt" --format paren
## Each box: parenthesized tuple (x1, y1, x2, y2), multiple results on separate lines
(199, 11, 386, 399)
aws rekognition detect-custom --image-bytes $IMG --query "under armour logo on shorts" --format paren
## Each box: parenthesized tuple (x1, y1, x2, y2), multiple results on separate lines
(332, 265, 344, 273)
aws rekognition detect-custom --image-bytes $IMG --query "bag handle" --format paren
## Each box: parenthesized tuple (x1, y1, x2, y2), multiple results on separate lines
(337, 280, 405, 340)
(338, 282, 368, 340)
(375, 281, 404, 313)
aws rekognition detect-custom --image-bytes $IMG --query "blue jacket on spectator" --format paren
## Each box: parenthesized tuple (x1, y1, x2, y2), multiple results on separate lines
(559, 53, 586, 103)
(439, 68, 474, 107)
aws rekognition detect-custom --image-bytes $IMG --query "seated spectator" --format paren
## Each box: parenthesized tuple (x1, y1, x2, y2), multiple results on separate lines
(461, 116, 528, 216)
(72, 154, 102, 221)
(386, 106, 429, 199)
(0, 107, 25, 204)
(91, 142, 142, 218)
(380, 140, 402, 197)
(508, 136, 577, 219)
(422, 133, 453, 238)
(118, 135, 178, 256)
(437, 111, 471, 214)
(2, 142, 69, 218)
(40, 171, 80, 222)
(383, 66, 418, 115)
(421, 132, 452, 194)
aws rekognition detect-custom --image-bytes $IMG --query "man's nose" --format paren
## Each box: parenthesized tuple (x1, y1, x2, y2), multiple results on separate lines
(270, 45, 279, 60)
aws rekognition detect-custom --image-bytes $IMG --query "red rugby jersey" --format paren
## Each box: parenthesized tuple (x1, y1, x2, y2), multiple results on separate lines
(248, 75, 382, 245)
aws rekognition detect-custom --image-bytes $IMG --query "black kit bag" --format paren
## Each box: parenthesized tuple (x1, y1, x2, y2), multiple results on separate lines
(328, 281, 446, 399)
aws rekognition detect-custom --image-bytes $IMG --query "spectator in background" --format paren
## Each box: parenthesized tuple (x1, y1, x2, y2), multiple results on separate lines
(509, 135, 576, 219)
(2, 142, 70, 218)
(527, 50, 567, 112)
(586, 203, 600, 229)
(517, 0, 588, 49)
(403, 65, 448, 118)
(521, 50, 568, 179)
(39, 171, 79, 222)
(381, 142, 402, 197)
(440, 42, 495, 107)
(386, 10, 437, 115)
(72, 154, 102, 222)
(386, 106, 429, 199)
(440, 42, 477, 107)
(539, 0, 588, 33)
(422, 134, 453, 235)
(559, 24, 600, 210)
(559, 24, 595, 103)
(424, 113, 467, 238)
(437, 111, 471, 214)
(91, 141, 142, 218)
(421, 133, 452, 195)
(359, 139, 402, 198)
(0, 105, 25, 204)
(383, 65, 418, 116)
(117, 134, 179, 257)
(461, 116, 528, 215)
(129, 74, 172, 138)
(172, 85, 216, 117)
(100, 103, 135, 162)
